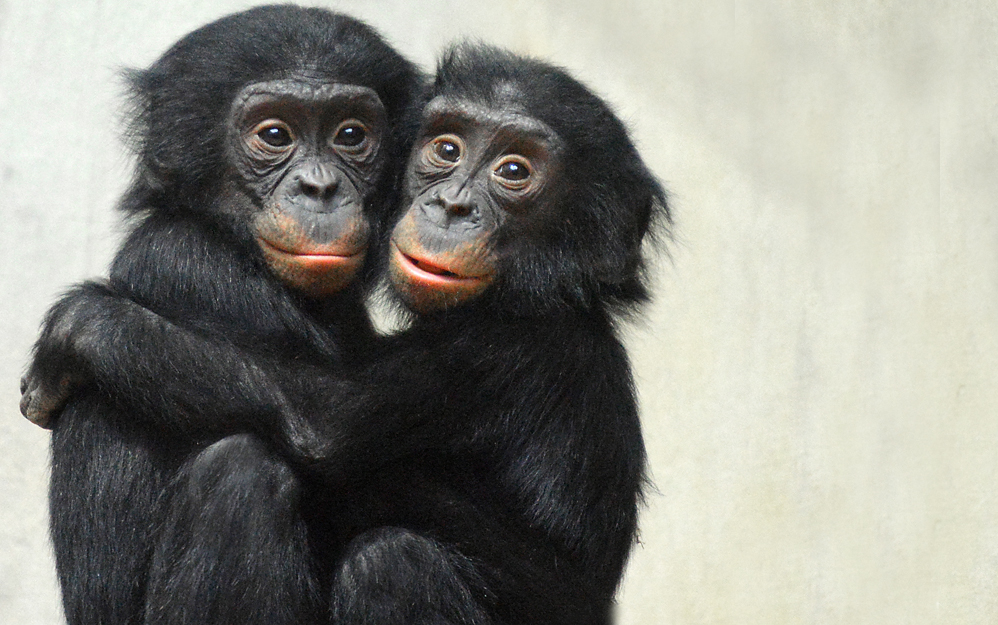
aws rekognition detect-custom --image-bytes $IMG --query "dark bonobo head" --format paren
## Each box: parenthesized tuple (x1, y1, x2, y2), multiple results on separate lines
(123, 5, 421, 297)
(387, 44, 669, 316)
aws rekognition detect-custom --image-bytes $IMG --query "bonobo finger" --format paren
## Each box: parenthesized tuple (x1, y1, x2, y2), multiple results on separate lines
(19, 374, 74, 430)
(282, 416, 331, 466)
(20, 384, 53, 429)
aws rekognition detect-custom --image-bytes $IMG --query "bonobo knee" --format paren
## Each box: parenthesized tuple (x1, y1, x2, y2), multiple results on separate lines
(181, 434, 300, 508)
(339, 527, 438, 578)
(333, 527, 487, 625)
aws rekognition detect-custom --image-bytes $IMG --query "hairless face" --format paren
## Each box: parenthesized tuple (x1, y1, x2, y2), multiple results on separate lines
(229, 78, 388, 296)
(390, 96, 564, 312)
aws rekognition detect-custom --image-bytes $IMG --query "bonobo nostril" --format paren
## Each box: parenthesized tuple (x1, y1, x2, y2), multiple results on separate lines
(440, 193, 474, 219)
(301, 182, 330, 199)
(298, 166, 339, 200)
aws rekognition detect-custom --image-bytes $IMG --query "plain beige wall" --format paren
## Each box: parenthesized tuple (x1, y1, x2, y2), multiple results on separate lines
(2, 1, 996, 623)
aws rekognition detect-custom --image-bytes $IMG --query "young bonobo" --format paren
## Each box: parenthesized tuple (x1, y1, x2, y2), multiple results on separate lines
(19, 6, 419, 625)
(24, 45, 668, 624)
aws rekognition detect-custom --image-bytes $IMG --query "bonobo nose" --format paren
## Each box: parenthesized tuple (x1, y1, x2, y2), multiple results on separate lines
(298, 166, 339, 200)
(440, 189, 475, 218)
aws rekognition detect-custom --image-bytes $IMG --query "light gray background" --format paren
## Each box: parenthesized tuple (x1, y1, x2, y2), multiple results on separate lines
(1, 1, 996, 623)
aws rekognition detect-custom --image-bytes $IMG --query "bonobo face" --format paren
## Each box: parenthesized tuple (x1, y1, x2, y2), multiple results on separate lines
(230, 77, 387, 296)
(390, 96, 563, 312)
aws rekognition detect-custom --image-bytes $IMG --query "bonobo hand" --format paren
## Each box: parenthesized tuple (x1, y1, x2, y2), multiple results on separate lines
(20, 285, 102, 429)
(271, 377, 358, 473)
(279, 407, 335, 468)
(20, 369, 83, 429)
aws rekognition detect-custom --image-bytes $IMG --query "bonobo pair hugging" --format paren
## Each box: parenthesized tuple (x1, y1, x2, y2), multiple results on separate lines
(20, 5, 668, 625)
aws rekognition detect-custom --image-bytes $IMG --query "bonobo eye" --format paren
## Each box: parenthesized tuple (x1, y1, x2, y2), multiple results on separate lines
(260, 126, 292, 147)
(331, 119, 369, 150)
(248, 119, 296, 155)
(424, 134, 464, 168)
(492, 155, 533, 191)
(435, 141, 460, 162)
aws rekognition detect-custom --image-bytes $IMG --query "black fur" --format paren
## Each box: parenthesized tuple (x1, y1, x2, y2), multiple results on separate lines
(22, 6, 419, 625)
(24, 41, 667, 625)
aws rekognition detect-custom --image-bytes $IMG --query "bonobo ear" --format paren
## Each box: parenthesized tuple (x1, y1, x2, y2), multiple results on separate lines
(136, 156, 174, 194)
(606, 178, 669, 279)
(119, 63, 233, 208)
(569, 160, 670, 304)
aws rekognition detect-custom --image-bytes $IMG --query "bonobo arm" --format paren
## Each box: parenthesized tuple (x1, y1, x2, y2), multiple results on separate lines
(21, 284, 458, 457)
(20, 281, 304, 441)
(20, 284, 480, 478)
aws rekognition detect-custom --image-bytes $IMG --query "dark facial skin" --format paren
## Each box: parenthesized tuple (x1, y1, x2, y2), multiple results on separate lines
(389, 95, 563, 312)
(231, 78, 387, 296)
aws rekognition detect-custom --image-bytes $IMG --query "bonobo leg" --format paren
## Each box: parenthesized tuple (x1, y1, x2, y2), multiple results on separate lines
(332, 527, 490, 625)
(50, 393, 174, 625)
(144, 434, 321, 625)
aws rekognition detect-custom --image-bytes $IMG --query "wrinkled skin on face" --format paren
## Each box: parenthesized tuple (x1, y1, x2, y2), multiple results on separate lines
(231, 78, 387, 296)
(390, 95, 563, 312)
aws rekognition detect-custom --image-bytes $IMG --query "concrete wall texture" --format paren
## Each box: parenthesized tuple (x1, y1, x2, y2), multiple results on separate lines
(1, 1, 996, 623)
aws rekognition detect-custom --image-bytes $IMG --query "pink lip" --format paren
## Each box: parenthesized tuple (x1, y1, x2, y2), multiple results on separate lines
(390, 242, 481, 286)
(257, 237, 363, 260)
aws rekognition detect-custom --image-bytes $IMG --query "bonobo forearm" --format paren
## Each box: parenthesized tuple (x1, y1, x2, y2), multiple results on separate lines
(24, 281, 297, 438)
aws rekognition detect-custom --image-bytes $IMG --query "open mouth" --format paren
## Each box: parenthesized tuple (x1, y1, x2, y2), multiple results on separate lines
(391, 242, 481, 285)
(405, 255, 460, 278)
